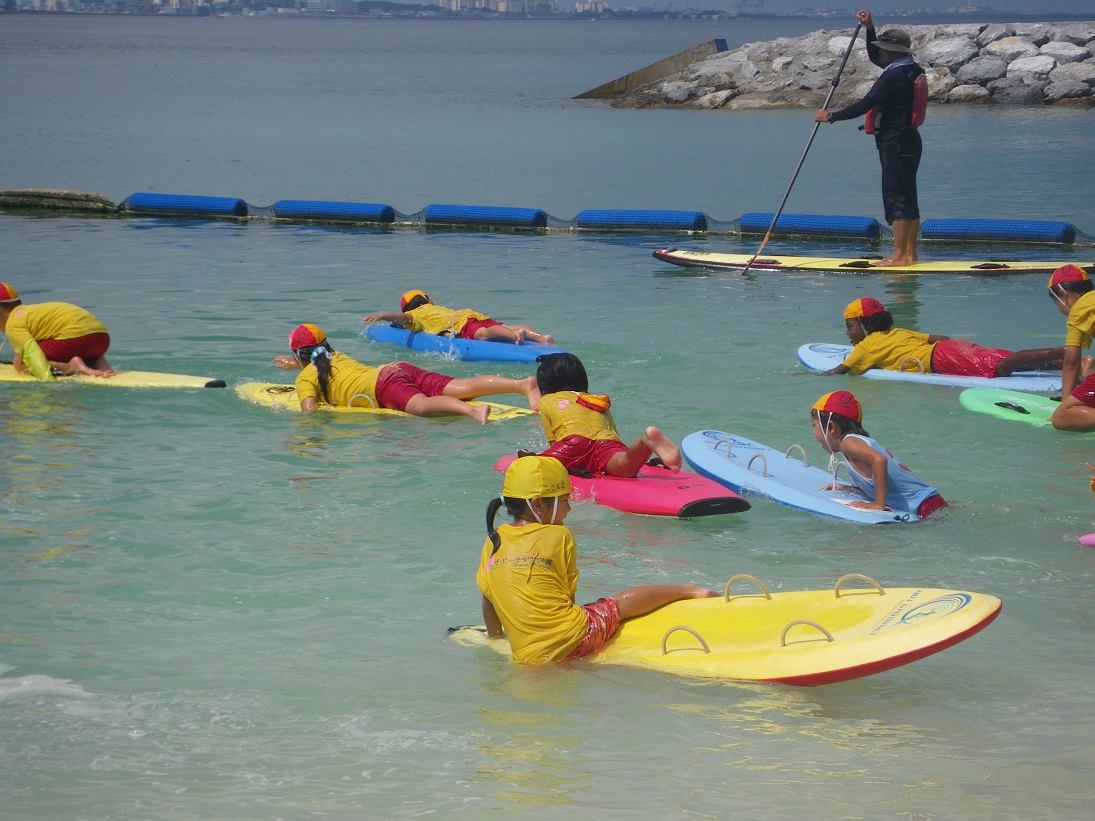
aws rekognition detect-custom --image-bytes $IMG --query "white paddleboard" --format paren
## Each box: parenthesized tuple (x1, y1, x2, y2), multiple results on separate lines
(681, 430, 919, 524)
(798, 343, 1061, 391)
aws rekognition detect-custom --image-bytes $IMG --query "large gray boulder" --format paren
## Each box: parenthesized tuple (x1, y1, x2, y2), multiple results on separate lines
(983, 36, 1039, 61)
(1039, 41, 1092, 64)
(1051, 62, 1095, 86)
(977, 23, 1015, 47)
(947, 84, 992, 103)
(988, 77, 1048, 104)
(920, 36, 981, 73)
(1052, 22, 1095, 45)
(1046, 80, 1095, 102)
(1007, 54, 1058, 81)
(956, 54, 1010, 85)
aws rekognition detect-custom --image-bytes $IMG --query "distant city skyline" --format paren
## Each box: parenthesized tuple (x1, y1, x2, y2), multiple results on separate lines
(596, 1, 1093, 15)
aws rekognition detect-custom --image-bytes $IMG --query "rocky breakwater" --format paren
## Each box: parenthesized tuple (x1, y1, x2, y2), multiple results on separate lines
(612, 21, 1095, 110)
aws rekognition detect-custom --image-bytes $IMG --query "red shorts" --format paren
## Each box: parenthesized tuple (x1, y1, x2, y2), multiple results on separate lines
(374, 362, 454, 412)
(565, 597, 621, 660)
(1070, 372, 1095, 408)
(459, 317, 501, 340)
(37, 333, 110, 362)
(917, 494, 948, 519)
(540, 435, 627, 475)
(930, 338, 1012, 379)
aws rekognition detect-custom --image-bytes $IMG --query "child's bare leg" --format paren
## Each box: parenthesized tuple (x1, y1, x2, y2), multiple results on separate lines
(613, 584, 718, 621)
(443, 375, 540, 411)
(604, 426, 681, 477)
(1052, 396, 1095, 433)
(996, 347, 1065, 376)
(474, 324, 555, 346)
(404, 394, 489, 424)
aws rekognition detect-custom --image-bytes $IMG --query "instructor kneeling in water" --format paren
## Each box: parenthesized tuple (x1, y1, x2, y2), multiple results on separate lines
(277, 323, 539, 423)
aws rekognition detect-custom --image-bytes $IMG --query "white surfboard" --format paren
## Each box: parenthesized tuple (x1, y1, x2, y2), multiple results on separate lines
(798, 343, 1061, 391)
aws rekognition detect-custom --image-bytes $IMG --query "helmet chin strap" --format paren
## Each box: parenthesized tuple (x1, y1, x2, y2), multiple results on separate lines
(526, 496, 560, 525)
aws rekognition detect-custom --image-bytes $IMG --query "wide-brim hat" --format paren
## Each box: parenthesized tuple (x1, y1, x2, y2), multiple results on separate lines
(876, 28, 913, 54)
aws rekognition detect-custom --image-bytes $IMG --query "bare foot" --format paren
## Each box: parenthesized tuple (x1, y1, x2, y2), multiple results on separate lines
(514, 329, 527, 345)
(643, 426, 681, 472)
(524, 377, 541, 412)
(871, 257, 910, 267)
(473, 404, 491, 425)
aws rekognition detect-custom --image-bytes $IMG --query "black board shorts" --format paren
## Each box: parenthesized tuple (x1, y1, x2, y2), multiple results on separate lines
(876, 129, 922, 224)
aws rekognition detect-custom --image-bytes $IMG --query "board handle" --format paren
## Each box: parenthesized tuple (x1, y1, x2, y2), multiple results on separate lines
(780, 619, 835, 646)
(784, 443, 809, 466)
(724, 573, 772, 601)
(348, 393, 377, 408)
(713, 438, 734, 457)
(834, 573, 886, 597)
(746, 453, 768, 476)
(661, 625, 711, 656)
(897, 356, 926, 374)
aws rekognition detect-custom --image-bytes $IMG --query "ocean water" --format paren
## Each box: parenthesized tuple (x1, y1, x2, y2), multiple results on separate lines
(2, 14, 1095, 819)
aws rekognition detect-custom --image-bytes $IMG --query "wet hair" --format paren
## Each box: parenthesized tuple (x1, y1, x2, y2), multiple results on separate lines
(403, 294, 431, 312)
(293, 341, 337, 403)
(485, 496, 539, 553)
(1051, 279, 1094, 297)
(856, 310, 894, 335)
(812, 408, 869, 439)
(535, 352, 589, 395)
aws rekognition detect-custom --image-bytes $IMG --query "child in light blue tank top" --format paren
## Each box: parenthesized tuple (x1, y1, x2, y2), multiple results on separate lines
(811, 390, 946, 519)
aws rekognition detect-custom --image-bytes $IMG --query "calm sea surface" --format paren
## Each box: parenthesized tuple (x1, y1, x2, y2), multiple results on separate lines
(2, 14, 1095, 819)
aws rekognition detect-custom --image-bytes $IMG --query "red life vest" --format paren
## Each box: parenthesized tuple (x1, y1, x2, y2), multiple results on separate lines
(863, 70, 927, 134)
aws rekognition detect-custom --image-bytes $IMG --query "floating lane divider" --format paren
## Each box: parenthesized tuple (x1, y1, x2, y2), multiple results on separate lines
(575, 209, 708, 232)
(64, 191, 1087, 245)
(121, 192, 249, 218)
(272, 200, 396, 224)
(920, 218, 1077, 245)
(423, 204, 548, 229)
(739, 212, 883, 240)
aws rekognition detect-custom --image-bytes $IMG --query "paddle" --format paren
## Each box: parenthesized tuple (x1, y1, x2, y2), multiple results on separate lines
(738, 22, 863, 277)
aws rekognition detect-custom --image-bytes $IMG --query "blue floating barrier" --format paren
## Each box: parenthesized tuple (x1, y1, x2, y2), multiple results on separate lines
(740, 213, 883, 239)
(423, 204, 547, 229)
(272, 200, 395, 224)
(122, 192, 248, 218)
(920, 218, 1076, 244)
(575, 209, 708, 232)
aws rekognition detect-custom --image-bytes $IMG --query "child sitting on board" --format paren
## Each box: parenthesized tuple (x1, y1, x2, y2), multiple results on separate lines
(811, 390, 946, 519)
(273, 323, 539, 423)
(821, 297, 1063, 378)
(363, 290, 555, 346)
(1046, 265, 1095, 432)
(477, 455, 717, 663)
(529, 352, 682, 477)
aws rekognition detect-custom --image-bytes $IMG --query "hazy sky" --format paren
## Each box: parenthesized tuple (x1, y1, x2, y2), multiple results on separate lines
(662, 2, 1094, 15)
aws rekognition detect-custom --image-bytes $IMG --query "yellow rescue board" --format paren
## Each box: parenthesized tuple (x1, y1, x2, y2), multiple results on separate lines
(0, 363, 226, 388)
(450, 574, 1001, 686)
(235, 381, 535, 421)
(652, 248, 1092, 276)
